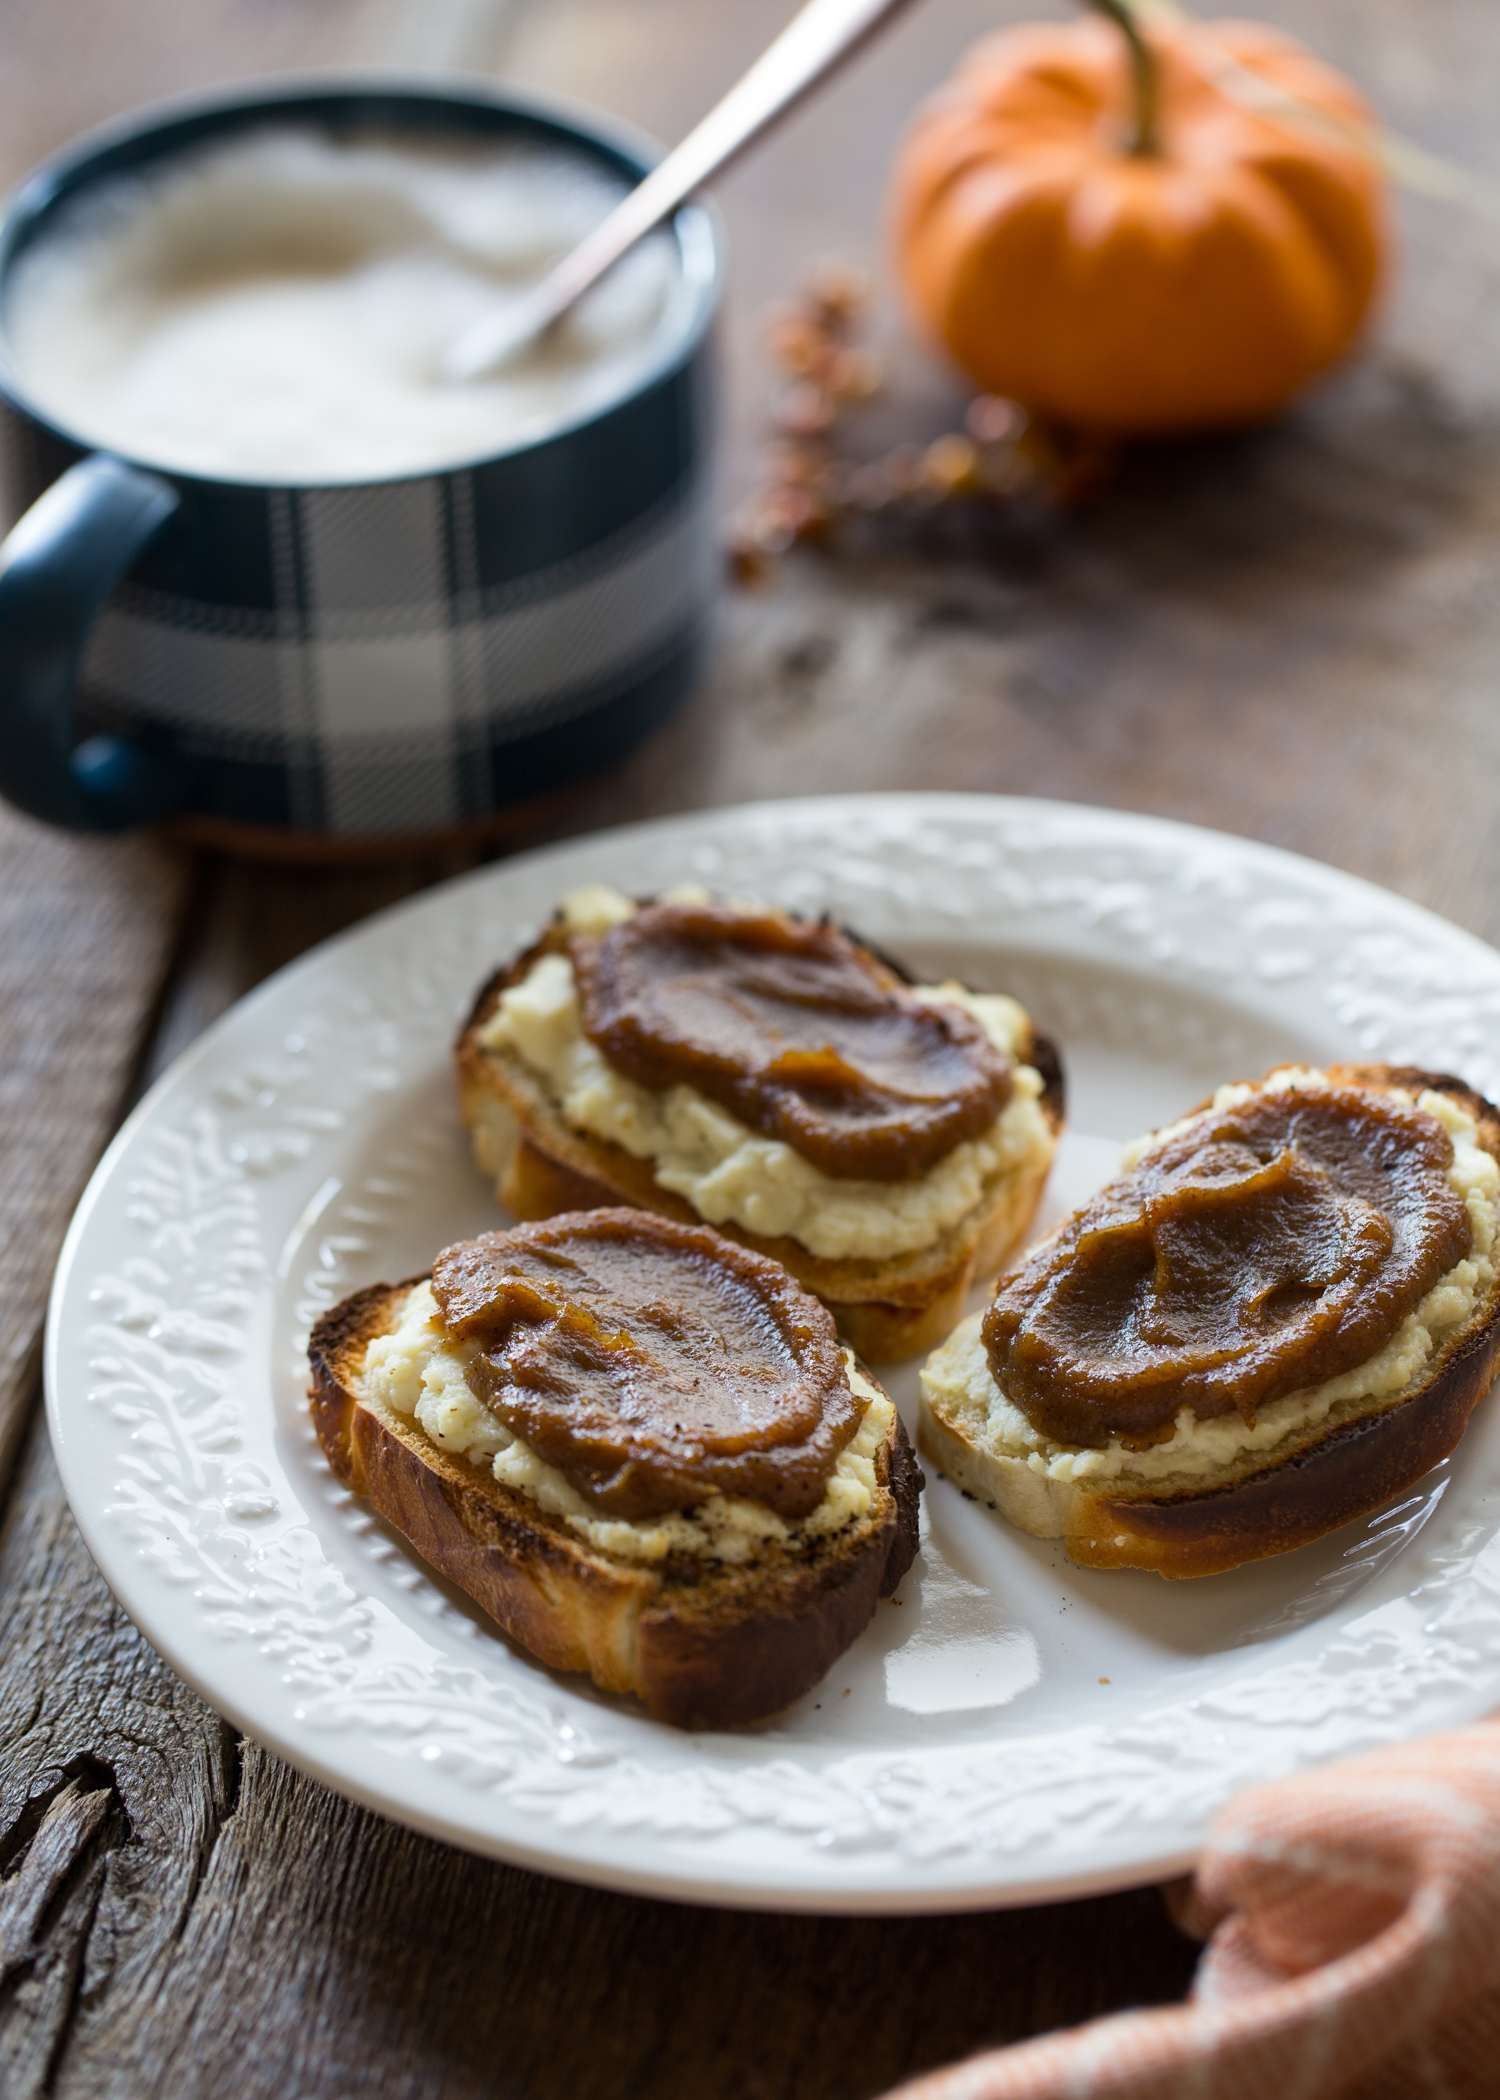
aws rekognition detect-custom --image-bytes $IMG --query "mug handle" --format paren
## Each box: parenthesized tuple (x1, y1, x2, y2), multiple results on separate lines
(0, 452, 193, 831)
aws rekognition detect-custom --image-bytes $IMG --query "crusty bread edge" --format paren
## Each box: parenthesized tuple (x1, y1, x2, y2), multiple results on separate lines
(919, 1063, 1500, 1578)
(309, 1278, 922, 1728)
(454, 925, 1065, 1363)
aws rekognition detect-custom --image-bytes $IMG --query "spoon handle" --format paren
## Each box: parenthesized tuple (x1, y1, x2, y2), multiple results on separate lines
(445, 0, 918, 380)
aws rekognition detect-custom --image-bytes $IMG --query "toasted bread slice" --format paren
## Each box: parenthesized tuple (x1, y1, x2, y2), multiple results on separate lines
(309, 1279, 921, 1728)
(919, 1064, 1500, 1578)
(455, 919, 1065, 1363)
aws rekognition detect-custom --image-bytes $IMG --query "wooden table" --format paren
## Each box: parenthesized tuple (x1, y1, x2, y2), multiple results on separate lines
(3, 1, 1499, 2091)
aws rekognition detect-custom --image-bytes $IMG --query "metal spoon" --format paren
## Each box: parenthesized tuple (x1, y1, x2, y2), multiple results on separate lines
(441, 0, 918, 382)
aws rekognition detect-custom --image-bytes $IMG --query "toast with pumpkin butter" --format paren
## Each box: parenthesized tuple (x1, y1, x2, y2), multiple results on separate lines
(309, 1208, 920, 1728)
(455, 885, 1064, 1362)
(919, 1064, 1500, 1577)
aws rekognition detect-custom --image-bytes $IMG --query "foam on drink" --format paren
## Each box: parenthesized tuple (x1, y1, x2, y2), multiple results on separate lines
(2, 127, 687, 483)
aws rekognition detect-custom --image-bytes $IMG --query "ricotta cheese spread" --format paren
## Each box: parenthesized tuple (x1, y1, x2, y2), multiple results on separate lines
(476, 885, 1053, 1263)
(357, 1280, 895, 1565)
(921, 1071, 1500, 1494)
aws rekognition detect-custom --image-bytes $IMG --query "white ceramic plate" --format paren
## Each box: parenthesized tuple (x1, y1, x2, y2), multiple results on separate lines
(46, 794, 1500, 1913)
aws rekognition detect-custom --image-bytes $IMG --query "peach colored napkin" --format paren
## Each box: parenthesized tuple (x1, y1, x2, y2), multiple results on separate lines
(883, 1724, 1500, 2100)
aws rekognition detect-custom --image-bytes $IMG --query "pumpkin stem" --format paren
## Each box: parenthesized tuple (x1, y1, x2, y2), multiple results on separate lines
(1086, 0, 1160, 156)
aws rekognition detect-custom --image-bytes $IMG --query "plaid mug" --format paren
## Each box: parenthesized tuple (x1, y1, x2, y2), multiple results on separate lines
(0, 79, 721, 852)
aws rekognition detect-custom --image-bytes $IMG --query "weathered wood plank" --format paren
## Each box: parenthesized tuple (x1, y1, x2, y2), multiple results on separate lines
(0, 1413, 236, 2100)
(0, 1779, 115, 2097)
(0, 813, 189, 1505)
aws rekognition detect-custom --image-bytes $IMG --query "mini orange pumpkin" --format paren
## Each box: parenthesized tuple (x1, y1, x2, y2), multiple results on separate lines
(888, 3, 1389, 435)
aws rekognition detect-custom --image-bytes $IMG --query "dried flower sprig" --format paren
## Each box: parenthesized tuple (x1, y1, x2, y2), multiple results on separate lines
(728, 263, 1114, 583)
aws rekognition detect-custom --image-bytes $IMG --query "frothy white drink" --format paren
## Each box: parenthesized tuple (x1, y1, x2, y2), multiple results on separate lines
(3, 128, 686, 483)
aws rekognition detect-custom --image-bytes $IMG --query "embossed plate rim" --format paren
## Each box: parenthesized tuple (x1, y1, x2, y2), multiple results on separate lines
(44, 793, 1500, 1912)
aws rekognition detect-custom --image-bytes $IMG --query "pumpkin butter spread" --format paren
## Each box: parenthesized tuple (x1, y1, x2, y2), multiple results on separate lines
(923, 1070, 1500, 1492)
(476, 884, 1053, 1261)
(357, 1211, 896, 1565)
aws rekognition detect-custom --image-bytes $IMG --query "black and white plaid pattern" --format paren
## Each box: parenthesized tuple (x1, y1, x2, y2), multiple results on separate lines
(0, 87, 721, 840)
(74, 458, 715, 835)
(6, 353, 716, 837)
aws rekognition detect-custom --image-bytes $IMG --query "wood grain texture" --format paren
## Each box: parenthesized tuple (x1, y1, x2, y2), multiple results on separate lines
(0, 1412, 235, 2100)
(0, 811, 188, 1503)
(2, 0, 1500, 2092)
